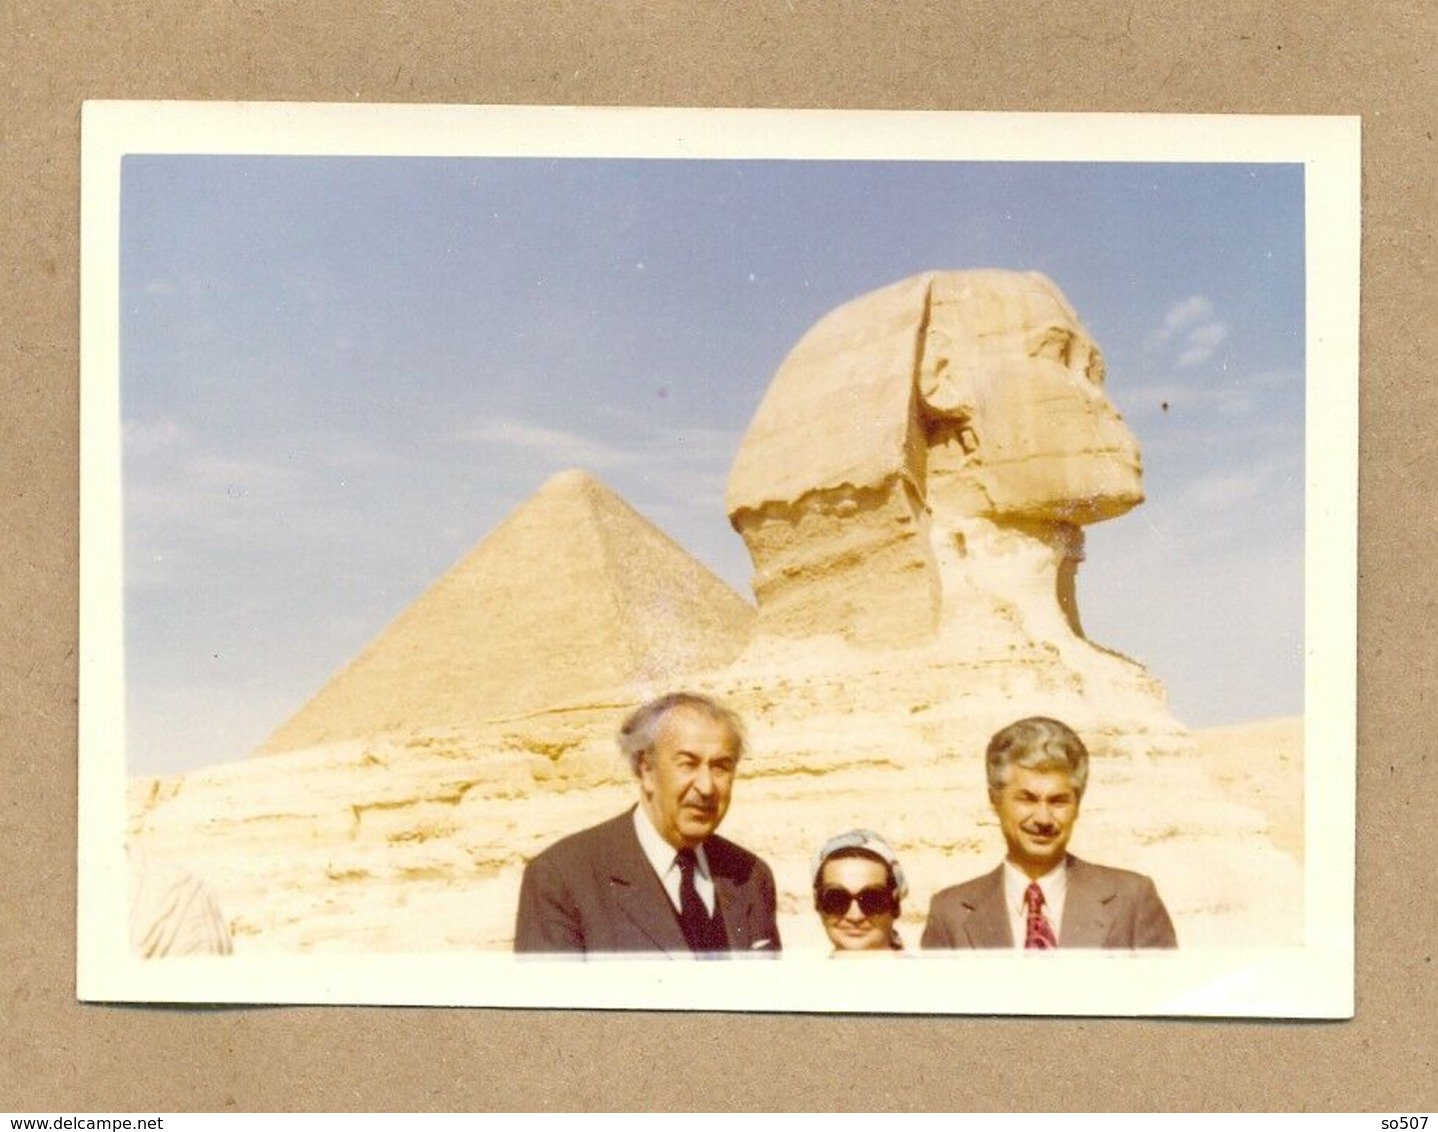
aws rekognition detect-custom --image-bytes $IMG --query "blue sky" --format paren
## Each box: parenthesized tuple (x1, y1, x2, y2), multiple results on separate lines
(121, 156, 1305, 776)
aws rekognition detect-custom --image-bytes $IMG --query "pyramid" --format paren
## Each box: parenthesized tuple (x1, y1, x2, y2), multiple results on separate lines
(254, 469, 755, 756)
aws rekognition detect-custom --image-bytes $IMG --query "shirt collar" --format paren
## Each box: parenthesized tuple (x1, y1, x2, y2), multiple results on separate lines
(632, 805, 710, 880)
(1002, 855, 1068, 912)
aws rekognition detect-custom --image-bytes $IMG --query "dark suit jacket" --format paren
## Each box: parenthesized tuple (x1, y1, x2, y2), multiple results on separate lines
(513, 810, 781, 955)
(920, 855, 1178, 949)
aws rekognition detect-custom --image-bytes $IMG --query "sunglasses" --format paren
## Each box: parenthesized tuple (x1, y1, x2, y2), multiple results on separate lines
(816, 885, 896, 918)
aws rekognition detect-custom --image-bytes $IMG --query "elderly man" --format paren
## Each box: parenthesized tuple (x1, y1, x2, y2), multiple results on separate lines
(514, 692, 780, 956)
(922, 716, 1177, 950)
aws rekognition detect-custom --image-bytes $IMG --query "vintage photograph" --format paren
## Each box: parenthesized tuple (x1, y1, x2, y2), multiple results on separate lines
(79, 103, 1358, 1014)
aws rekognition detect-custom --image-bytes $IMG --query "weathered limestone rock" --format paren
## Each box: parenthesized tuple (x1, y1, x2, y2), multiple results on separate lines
(256, 469, 754, 756)
(129, 710, 1304, 953)
(727, 270, 1142, 648)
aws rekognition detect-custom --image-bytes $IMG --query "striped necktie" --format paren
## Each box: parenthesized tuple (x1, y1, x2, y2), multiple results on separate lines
(1024, 881, 1058, 949)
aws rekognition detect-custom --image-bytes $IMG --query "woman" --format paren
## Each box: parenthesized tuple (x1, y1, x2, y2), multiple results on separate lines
(811, 829, 908, 954)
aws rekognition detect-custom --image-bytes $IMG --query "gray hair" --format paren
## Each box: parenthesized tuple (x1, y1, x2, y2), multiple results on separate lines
(617, 692, 747, 776)
(985, 716, 1090, 797)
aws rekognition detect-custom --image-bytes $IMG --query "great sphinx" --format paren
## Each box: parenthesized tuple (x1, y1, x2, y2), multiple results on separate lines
(727, 270, 1144, 653)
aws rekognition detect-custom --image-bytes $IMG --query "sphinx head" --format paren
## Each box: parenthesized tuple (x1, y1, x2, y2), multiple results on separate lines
(917, 270, 1143, 525)
(725, 269, 1144, 647)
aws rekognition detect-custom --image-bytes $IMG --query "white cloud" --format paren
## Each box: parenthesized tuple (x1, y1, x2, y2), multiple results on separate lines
(284, 264, 334, 306)
(661, 425, 744, 465)
(1181, 466, 1273, 513)
(139, 272, 222, 300)
(1153, 295, 1214, 343)
(1186, 322, 1230, 350)
(1173, 452, 1299, 516)
(1249, 367, 1303, 390)
(444, 414, 746, 580)
(122, 415, 186, 456)
(1150, 294, 1229, 370)
(122, 415, 405, 581)
(123, 449, 302, 528)
(449, 416, 744, 481)
(451, 416, 642, 470)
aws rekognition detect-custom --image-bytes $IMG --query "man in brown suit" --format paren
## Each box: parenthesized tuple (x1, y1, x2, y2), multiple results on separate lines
(921, 716, 1177, 950)
(514, 692, 780, 956)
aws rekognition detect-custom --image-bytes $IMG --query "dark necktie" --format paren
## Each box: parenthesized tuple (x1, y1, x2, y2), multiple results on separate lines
(1024, 882, 1058, 949)
(676, 848, 710, 949)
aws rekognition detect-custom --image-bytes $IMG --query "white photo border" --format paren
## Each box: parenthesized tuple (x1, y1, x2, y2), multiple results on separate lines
(79, 102, 1359, 1016)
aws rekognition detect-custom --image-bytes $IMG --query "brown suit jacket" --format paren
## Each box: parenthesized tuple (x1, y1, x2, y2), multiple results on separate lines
(920, 855, 1178, 949)
(513, 809, 781, 956)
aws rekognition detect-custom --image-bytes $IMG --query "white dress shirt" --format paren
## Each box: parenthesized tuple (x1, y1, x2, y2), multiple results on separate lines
(632, 806, 716, 915)
(1002, 858, 1068, 948)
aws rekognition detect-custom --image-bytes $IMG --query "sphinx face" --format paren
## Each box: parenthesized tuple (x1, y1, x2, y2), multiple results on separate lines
(919, 271, 1143, 525)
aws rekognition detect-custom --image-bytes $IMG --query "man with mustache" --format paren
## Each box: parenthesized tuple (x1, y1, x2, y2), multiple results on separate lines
(921, 716, 1178, 950)
(514, 692, 780, 956)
